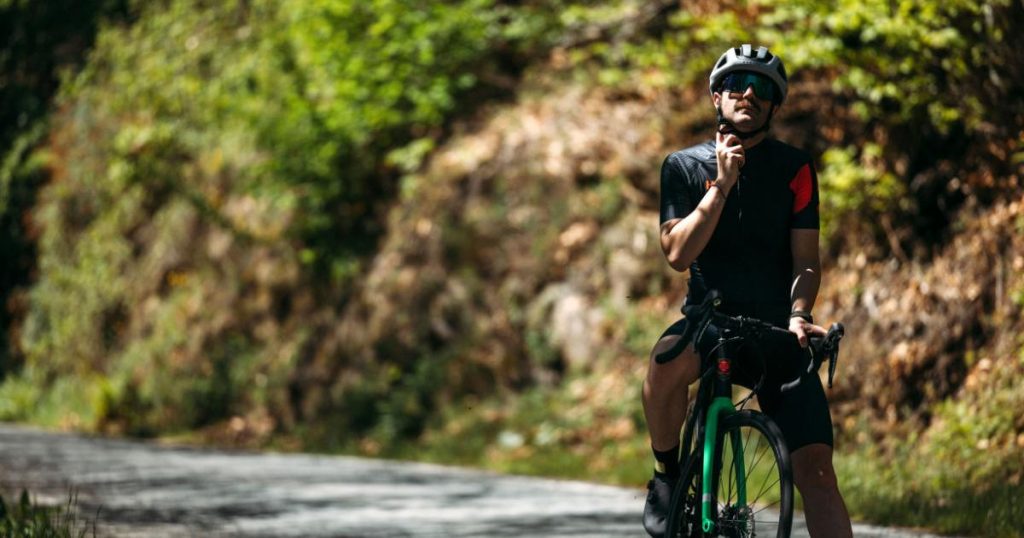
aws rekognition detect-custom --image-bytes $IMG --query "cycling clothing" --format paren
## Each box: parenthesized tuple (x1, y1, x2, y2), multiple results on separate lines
(656, 317, 833, 451)
(658, 137, 831, 451)
(660, 138, 819, 324)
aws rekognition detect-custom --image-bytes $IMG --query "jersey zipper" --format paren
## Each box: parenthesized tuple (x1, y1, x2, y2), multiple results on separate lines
(736, 172, 744, 233)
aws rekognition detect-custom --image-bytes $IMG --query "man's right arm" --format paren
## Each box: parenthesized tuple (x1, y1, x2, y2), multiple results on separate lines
(660, 181, 730, 271)
(660, 132, 743, 272)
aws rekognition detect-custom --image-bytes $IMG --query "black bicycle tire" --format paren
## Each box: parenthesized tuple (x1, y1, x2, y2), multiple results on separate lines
(665, 441, 703, 537)
(665, 410, 793, 538)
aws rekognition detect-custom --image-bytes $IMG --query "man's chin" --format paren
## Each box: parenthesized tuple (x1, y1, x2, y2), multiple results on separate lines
(729, 116, 765, 132)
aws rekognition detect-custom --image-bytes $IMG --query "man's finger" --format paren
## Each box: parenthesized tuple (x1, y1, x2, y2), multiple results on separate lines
(791, 325, 808, 348)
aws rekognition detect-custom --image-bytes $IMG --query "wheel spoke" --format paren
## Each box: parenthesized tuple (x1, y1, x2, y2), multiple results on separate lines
(721, 418, 788, 536)
(683, 412, 791, 538)
(754, 504, 781, 517)
(752, 446, 778, 502)
(755, 471, 780, 504)
(747, 436, 770, 480)
(727, 440, 736, 504)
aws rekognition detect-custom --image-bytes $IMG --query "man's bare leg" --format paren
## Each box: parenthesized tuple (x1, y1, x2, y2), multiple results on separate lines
(791, 443, 853, 538)
(642, 335, 700, 451)
(641, 335, 702, 537)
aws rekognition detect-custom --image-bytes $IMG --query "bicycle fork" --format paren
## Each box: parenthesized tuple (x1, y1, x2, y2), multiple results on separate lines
(700, 336, 746, 534)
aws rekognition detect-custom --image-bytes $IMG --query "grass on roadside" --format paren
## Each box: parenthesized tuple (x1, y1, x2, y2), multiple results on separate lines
(319, 355, 650, 491)
(836, 444, 1023, 538)
(0, 489, 95, 538)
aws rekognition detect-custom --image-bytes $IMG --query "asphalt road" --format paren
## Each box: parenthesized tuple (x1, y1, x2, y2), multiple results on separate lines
(0, 423, 957, 537)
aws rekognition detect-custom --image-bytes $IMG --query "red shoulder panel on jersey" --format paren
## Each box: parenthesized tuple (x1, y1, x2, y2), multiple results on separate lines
(789, 164, 813, 214)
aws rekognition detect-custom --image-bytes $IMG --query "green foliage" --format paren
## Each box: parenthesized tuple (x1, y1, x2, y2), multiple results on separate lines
(1, 0, 534, 434)
(0, 489, 94, 537)
(582, 0, 1017, 132)
(758, 0, 1020, 137)
(285, 0, 492, 142)
(399, 365, 651, 487)
(0, 0, 131, 386)
(0, 124, 47, 382)
(4, 0, 628, 442)
(567, 0, 1020, 248)
(817, 144, 904, 240)
(838, 442, 1024, 537)
(925, 365, 1024, 487)
(835, 343, 1024, 537)
(274, 0, 508, 268)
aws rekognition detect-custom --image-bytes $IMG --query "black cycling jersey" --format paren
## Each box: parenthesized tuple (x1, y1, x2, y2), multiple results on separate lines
(659, 138, 819, 325)
(657, 138, 830, 451)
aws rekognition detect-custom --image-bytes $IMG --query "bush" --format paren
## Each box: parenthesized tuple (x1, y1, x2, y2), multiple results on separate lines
(0, 0, 531, 433)
(0, 0, 131, 384)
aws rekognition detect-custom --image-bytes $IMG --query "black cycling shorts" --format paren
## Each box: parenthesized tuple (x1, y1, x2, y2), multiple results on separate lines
(657, 317, 834, 452)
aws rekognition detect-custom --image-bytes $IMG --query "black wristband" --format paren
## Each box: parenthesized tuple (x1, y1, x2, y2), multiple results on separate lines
(790, 310, 813, 324)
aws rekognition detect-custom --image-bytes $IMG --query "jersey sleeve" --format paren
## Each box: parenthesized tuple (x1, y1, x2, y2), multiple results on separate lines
(659, 154, 698, 224)
(789, 162, 820, 229)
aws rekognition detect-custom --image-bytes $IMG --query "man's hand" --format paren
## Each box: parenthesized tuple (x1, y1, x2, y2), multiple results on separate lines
(788, 316, 827, 348)
(715, 131, 744, 192)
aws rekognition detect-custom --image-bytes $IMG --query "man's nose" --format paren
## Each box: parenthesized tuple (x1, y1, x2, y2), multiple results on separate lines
(741, 85, 756, 99)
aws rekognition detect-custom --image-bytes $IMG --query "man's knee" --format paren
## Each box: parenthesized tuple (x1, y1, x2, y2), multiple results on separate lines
(791, 443, 839, 491)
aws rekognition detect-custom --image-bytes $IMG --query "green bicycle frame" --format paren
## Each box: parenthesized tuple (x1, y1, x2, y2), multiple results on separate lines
(701, 396, 746, 534)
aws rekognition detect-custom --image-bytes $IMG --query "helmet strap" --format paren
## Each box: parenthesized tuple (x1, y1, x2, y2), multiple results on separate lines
(716, 105, 775, 140)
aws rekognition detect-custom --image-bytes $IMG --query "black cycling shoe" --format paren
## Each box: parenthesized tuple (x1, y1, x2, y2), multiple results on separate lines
(643, 471, 675, 537)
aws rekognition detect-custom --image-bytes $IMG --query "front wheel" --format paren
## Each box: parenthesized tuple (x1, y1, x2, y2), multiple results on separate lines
(666, 410, 793, 537)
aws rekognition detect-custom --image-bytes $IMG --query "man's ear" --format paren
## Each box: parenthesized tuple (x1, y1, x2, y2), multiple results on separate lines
(712, 92, 721, 108)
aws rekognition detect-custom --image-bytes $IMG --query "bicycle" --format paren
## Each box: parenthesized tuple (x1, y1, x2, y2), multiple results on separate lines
(652, 290, 844, 538)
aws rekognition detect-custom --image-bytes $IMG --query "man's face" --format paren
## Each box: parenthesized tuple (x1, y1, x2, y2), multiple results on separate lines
(713, 82, 778, 131)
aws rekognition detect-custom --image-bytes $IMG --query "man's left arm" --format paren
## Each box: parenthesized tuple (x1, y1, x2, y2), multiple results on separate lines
(789, 228, 826, 347)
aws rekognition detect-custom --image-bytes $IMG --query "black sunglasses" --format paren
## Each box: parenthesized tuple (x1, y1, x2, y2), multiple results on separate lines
(718, 72, 778, 102)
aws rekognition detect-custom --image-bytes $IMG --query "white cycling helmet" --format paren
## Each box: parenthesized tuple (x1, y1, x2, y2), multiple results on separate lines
(709, 44, 788, 104)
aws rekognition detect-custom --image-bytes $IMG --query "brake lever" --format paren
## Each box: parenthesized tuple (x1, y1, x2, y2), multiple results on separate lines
(825, 323, 844, 388)
(692, 295, 722, 349)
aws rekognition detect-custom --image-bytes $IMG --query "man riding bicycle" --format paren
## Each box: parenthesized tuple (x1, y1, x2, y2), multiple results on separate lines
(642, 45, 854, 538)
